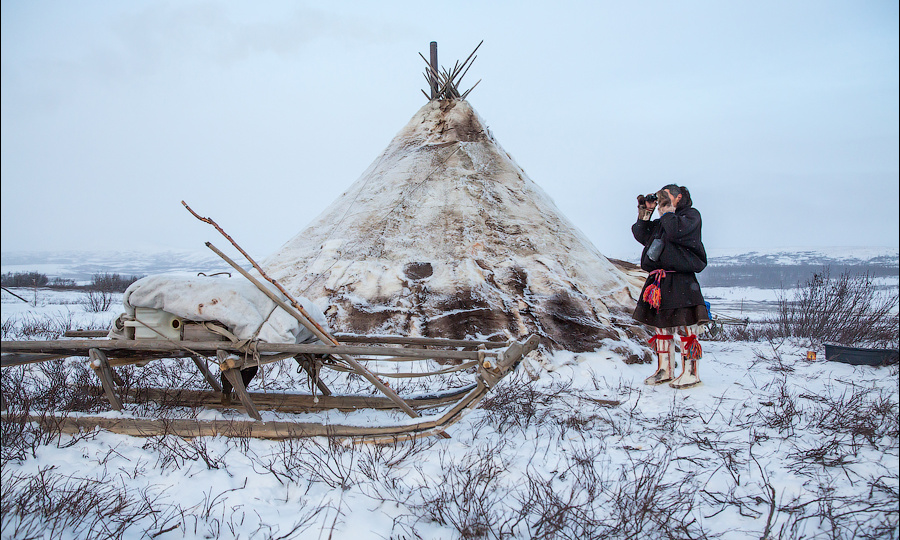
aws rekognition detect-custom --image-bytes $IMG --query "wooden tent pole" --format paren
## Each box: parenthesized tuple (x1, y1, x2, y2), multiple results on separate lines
(429, 41, 438, 99)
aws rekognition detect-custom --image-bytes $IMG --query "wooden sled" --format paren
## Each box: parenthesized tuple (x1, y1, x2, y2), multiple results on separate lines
(1, 333, 539, 443)
(2, 204, 541, 442)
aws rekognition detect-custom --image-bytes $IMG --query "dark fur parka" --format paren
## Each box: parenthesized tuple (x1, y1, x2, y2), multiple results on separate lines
(632, 206, 707, 316)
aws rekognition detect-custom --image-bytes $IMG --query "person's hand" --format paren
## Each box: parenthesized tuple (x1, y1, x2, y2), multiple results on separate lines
(657, 188, 680, 215)
(637, 195, 656, 220)
(656, 192, 675, 215)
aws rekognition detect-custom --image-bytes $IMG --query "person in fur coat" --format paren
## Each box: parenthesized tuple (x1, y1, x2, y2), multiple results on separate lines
(632, 184, 709, 388)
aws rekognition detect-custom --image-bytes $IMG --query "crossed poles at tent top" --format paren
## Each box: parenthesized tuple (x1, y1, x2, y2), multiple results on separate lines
(420, 40, 483, 101)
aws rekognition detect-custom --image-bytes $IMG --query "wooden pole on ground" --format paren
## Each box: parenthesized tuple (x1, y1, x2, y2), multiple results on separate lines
(1, 286, 29, 303)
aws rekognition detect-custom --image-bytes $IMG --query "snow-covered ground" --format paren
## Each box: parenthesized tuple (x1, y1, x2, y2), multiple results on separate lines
(1, 283, 898, 539)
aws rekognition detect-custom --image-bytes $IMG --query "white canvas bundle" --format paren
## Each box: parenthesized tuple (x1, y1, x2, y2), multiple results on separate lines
(122, 273, 327, 344)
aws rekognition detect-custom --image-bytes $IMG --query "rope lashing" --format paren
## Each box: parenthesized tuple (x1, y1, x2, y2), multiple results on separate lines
(202, 322, 265, 374)
(295, 353, 323, 402)
(681, 334, 702, 360)
(642, 269, 667, 309)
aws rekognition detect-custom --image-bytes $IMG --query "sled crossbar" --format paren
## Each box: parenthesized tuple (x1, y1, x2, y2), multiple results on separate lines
(63, 330, 511, 349)
(1, 339, 499, 367)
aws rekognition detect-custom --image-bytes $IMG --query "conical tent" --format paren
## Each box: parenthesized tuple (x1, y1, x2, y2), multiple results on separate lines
(264, 99, 649, 356)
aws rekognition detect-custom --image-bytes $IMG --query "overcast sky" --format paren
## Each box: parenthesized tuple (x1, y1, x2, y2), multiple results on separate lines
(2, 1, 898, 261)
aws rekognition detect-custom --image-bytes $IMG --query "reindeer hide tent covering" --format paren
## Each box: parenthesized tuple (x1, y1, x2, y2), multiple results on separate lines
(264, 99, 649, 355)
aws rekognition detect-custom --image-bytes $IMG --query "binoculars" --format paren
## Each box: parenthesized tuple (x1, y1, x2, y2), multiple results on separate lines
(637, 193, 658, 206)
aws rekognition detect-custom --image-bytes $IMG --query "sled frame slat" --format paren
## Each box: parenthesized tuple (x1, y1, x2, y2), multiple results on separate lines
(89, 348, 123, 411)
(219, 350, 262, 421)
(191, 355, 223, 393)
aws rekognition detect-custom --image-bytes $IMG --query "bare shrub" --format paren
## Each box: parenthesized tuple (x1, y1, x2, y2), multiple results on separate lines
(28, 359, 105, 413)
(475, 375, 568, 434)
(357, 436, 434, 487)
(67, 362, 108, 412)
(515, 445, 707, 540)
(258, 437, 358, 489)
(786, 434, 853, 471)
(802, 385, 899, 448)
(20, 314, 67, 339)
(89, 273, 143, 293)
(759, 378, 802, 436)
(49, 277, 77, 289)
(0, 465, 192, 540)
(1, 362, 104, 462)
(514, 442, 607, 539)
(767, 472, 900, 539)
(717, 322, 779, 343)
(409, 440, 520, 539)
(2, 311, 107, 341)
(81, 289, 115, 313)
(143, 433, 231, 471)
(1, 317, 17, 339)
(1, 466, 320, 540)
(604, 454, 705, 539)
(775, 268, 899, 347)
(720, 268, 899, 346)
(0, 394, 68, 463)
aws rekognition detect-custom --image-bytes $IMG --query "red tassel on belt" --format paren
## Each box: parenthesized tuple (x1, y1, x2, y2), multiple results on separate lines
(642, 269, 667, 309)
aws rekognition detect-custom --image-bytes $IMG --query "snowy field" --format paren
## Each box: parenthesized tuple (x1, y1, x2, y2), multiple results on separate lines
(1, 284, 898, 539)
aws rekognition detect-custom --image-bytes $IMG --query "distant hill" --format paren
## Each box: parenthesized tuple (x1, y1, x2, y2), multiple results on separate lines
(704, 247, 898, 267)
(2, 247, 897, 289)
(0, 250, 235, 283)
(699, 247, 898, 288)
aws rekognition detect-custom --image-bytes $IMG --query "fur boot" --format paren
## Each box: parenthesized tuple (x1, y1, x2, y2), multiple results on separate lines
(645, 332, 675, 385)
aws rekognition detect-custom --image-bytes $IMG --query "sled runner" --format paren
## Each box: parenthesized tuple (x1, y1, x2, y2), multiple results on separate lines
(1, 332, 538, 442)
